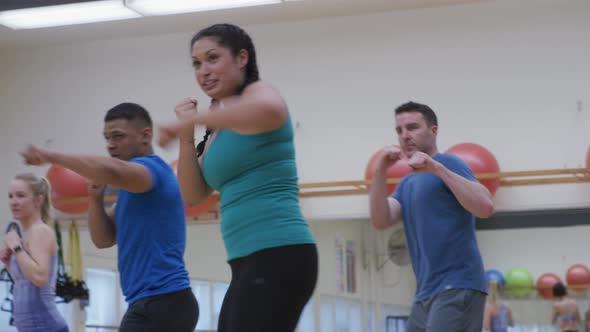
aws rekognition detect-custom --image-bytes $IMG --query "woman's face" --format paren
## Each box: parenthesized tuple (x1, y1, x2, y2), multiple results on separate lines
(8, 179, 39, 222)
(191, 37, 248, 100)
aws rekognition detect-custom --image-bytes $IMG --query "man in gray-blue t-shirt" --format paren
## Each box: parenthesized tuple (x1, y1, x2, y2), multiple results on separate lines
(369, 101, 493, 331)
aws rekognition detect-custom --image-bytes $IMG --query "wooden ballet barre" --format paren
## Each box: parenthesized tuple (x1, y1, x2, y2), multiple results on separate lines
(500, 176, 590, 186)
(298, 168, 590, 197)
(300, 167, 590, 186)
(503, 284, 590, 290)
(476, 168, 590, 179)
(51, 168, 590, 204)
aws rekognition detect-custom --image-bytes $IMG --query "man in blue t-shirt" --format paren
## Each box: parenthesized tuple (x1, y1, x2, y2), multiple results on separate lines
(21, 103, 198, 332)
(369, 101, 494, 331)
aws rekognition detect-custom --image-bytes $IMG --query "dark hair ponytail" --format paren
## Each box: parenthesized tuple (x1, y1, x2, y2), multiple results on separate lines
(195, 128, 212, 157)
(195, 99, 220, 157)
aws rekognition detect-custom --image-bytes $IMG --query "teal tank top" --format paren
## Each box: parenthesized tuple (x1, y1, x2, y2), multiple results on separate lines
(202, 114, 315, 260)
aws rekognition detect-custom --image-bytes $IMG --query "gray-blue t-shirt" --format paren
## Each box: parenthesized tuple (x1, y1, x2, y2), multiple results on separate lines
(392, 153, 487, 301)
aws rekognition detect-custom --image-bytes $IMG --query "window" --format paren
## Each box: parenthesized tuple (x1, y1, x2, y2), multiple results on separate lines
(85, 268, 118, 332)
(191, 280, 211, 330)
(56, 301, 74, 331)
(81, 276, 242, 331)
(381, 304, 408, 332)
(295, 300, 315, 332)
(366, 302, 375, 332)
(212, 282, 229, 329)
(320, 296, 334, 332)
(320, 295, 361, 332)
(119, 291, 127, 321)
(384, 315, 407, 332)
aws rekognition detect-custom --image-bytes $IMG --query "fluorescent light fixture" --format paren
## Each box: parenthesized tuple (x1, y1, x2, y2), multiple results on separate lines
(0, 0, 141, 30)
(125, 0, 283, 16)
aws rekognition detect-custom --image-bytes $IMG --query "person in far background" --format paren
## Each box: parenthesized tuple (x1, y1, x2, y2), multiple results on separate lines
(1, 173, 69, 332)
(551, 282, 581, 332)
(482, 280, 514, 332)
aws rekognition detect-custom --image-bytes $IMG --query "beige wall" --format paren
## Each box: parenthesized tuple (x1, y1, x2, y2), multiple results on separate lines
(1, 0, 589, 330)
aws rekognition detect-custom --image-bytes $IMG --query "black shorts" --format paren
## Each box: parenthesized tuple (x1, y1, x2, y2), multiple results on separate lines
(218, 244, 318, 332)
(119, 288, 198, 332)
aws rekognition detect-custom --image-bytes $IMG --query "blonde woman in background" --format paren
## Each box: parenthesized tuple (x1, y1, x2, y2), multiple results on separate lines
(483, 280, 514, 332)
(0, 173, 68, 332)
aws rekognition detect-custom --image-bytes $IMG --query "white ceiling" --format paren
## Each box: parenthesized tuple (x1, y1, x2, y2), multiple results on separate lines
(0, 0, 488, 49)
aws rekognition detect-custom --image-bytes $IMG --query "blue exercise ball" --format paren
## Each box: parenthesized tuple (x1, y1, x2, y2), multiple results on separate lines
(486, 269, 505, 285)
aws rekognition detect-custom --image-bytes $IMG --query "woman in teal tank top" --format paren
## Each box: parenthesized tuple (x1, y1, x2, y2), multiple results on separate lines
(158, 23, 318, 332)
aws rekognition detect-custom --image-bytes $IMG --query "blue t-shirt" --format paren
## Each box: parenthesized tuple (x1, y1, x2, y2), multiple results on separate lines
(392, 153, 487, 301)
(202, 114, 315, 261)
(114, 154, 190, 304)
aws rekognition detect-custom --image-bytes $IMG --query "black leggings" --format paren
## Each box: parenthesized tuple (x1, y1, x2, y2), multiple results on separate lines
(218, 244, 318, 332)
(119, 288, 198, 332)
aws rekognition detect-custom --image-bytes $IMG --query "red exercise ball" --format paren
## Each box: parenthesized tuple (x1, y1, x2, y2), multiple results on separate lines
(536, 273, 562, 300)
(446, 143, 501, 195)
(566, 263, 590, 293)
(46, 165, 89, 214)
(169, 160, 218, 218)
(365, 146, 412, 195)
